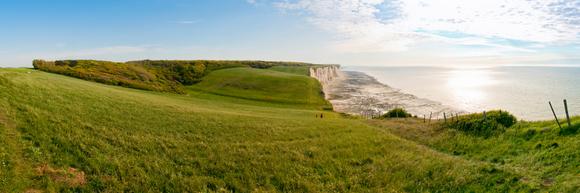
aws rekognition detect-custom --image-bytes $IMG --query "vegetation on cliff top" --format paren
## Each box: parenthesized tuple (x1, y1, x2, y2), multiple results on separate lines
(189, 67, 332, 109)
(445, 110, 518, 137)
(381, 108, 415, 118)
(32, 59, 322, 94)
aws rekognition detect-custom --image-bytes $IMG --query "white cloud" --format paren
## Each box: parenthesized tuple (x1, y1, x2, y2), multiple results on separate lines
(275, 0, 580, 53)
(400, 0, 579, 43)
(276, 0, 414, 52)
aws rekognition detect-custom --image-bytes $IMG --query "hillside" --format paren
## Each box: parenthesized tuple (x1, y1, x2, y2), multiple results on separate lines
(0, 67, 538, 192)
(369, 115, 580, 191)
(189, 68, 331, 109)
(32, 60, 322, 94)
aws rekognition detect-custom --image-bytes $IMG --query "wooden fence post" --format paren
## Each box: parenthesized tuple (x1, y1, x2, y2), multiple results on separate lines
(429, 112, 432, 124)
(444, 112, 447, 123)
(564, 99, 571, 127)
(549, 101, 562, 130)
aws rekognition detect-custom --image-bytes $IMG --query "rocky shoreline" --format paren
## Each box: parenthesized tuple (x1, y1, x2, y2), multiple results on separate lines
(316, 69, 461, 118)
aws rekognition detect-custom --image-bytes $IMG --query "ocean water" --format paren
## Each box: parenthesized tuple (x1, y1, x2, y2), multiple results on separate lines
(345, 66, 580, 121)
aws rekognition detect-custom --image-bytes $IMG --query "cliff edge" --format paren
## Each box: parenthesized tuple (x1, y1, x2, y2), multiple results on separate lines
(309, 65, 342, 98)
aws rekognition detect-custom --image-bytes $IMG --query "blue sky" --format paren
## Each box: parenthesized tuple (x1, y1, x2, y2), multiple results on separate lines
(1, 0, 579, 67)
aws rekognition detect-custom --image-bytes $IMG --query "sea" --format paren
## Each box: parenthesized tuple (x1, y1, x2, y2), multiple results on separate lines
(344, 66, 580, 121)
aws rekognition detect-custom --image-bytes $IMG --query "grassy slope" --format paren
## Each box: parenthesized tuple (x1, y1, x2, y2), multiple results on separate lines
(32, 60, 324, 94)
(190, 67, 331, 109)
(0, 68, 532, 192)
(368, 117, 580, 192)
(268, 66, 310, 76)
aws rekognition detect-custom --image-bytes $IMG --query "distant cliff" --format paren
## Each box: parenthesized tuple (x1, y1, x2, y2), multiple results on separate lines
(309, 65, 342, 98)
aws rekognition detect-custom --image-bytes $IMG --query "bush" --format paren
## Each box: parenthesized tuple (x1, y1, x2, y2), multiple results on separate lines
(446, 110, 517, 137)
(382, 108, 413, 118)
(33, 60, 184, 93)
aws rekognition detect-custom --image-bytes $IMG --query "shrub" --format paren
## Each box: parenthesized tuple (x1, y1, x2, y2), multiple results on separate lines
(382, 108, 413, 118)
(446, 110, 517, 137)
(32, 60, 186, 93)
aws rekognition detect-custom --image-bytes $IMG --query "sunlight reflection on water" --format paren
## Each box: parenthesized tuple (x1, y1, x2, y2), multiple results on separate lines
(347, 66, 580, 120)
(446, 69, 496, 112)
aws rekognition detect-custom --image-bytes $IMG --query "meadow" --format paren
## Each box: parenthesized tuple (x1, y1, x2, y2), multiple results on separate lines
(0, 65, 575, 192)
(369, 115, 580, 192)
(31, 60, 320, 94)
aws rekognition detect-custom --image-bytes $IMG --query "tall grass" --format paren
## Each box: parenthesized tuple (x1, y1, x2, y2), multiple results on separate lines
(0, 68, 533, 192)
(369, 114, 580, 191)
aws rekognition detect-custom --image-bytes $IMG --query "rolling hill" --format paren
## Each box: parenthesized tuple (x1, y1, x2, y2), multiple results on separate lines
(0, 64, 573, 192)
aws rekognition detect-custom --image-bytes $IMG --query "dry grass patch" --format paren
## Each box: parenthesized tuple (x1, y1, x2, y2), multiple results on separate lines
(0, 111, 10, 127)
(24, 189, 43, 193)
(367, 118, 443, 142)
(35, 164, 86, 187)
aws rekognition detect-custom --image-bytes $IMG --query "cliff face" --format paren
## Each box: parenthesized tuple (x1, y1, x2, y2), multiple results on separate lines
(310, 65, 342, 98)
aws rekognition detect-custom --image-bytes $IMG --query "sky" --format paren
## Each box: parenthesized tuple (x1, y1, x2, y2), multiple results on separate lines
(0, 0, 579, 67)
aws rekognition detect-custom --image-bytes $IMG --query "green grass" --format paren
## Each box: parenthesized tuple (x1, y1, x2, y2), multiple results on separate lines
(369, 116, 580, 192)
(444, 110, 518, 138)
(0, 68, 536, 192)
(190, 67, 331, 110)
(268, 66, 310, 76)
(32, 59, 325, 94)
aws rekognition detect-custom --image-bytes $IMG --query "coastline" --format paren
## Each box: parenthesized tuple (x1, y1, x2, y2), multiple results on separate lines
(323, 69, 462, 118)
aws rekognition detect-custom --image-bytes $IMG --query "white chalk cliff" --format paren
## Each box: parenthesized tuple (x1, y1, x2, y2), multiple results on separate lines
(309, 65, 342, 99)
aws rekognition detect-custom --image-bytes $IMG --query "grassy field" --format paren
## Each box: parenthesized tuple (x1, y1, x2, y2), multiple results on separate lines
(268, 66, 310, 76)
(189, 68, 331, 109)
(368, 116, 580, 192)
(0, 67, 556, 192)
(32, 60, 322, 94)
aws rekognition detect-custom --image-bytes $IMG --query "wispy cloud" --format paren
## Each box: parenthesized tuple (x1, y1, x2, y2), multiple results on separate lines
(172, 20, 201, 25)
(275, 0, 580, 53)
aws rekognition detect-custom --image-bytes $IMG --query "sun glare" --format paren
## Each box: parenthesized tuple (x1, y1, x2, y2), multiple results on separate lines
(446, 69, 496, 111)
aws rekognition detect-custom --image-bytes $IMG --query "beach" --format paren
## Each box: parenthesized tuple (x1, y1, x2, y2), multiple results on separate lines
(324, 66, 580, 121)
(323, 70, 460, 118)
